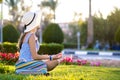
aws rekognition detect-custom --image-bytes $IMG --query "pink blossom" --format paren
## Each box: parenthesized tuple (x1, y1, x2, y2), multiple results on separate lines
(90, 62, 101, 66)
(65, 57, 73, 63)
(81, 60, 87, 65)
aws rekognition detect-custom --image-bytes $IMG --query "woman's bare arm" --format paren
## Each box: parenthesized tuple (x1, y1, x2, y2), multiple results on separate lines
(29, 34, 49, 60)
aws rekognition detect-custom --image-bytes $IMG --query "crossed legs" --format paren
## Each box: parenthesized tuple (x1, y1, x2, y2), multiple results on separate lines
(45, 60, 59, 71)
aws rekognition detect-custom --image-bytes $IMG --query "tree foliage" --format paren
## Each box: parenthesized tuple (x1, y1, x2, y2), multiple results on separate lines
(107, 7, 120, 43)
(115, 26, 120, 43)
(5, 0, 20, 22)
(63, 7, 120, 49)
(4, 0, 32, 27)
(41, 0, 58, 22)
(80, 21, 87, 45)
(63, 23, 81, 44)
(3, 24, 20, 43)
(43, 23, 64, 43)
(0, 0, 2, 3)
(93, 12, 107, 42)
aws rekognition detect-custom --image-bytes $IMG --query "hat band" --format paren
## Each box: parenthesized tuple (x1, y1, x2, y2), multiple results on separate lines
(24, 13, 36, 30)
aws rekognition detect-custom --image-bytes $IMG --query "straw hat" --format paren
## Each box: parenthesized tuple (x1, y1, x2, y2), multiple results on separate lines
(21, 11, 41, 32)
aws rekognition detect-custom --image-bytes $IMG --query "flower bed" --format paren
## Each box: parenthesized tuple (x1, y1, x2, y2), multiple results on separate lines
(0, 52, 102, 66)
(0, 52, 19, 65)
(1, 52, 119, 67)
(61, 56, 102, 67)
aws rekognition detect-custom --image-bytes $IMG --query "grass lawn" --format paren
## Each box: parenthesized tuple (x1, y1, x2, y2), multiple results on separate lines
(0, 65, 120, 80)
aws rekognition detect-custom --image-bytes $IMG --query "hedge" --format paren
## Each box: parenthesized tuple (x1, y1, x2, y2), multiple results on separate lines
(63, 43, 77, 49)
(38, 43, 64, 55)
(0, 42, 18, 53)
(0, 42, 64, 55)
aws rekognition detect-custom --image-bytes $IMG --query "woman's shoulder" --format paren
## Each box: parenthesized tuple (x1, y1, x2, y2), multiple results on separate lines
(28, 33, 36, 41)
(26, 32, 35, 38)
(30, 32, 38, 40)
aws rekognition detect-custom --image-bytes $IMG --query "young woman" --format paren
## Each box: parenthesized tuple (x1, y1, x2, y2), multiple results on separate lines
(15, 11, 62, 75)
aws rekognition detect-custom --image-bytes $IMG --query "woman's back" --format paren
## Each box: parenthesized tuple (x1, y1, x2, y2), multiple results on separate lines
(19, 33, 39, 62)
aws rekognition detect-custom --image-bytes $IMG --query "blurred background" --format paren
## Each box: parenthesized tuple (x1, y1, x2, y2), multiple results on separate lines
(0, 0, 120, 51)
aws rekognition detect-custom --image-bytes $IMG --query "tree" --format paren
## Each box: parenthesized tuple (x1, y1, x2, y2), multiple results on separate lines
(107, 7, 120, 43)
(41, 0, 58, 22)
(93, 12, 108, 42)
(80, 21, 87, 45)
(5, 0, 20, 25)
(0, 0, 2, 3)
(87, 0, 93, 45)
(0, 0, 3, 43)
(64, 23, 80, 44)
(19, 0, 32, 20)
(115, 26, 120, 43)
(43, 23, 64, 43)
(4, 0, 32, 27)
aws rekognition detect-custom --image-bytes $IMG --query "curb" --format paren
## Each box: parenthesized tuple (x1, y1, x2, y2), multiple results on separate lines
(62, 49, 120, 56)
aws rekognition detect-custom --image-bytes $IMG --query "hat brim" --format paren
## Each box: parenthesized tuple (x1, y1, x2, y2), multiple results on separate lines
(24, 11, 41, 33)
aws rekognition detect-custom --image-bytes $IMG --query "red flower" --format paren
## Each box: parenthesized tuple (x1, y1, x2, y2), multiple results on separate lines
(14, 52, 19, 58)
(0, 52, 19, 64)
(1, 53, 7, 59)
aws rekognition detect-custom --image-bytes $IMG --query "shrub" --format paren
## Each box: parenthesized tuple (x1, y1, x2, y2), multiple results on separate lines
(3, 24, 20, 43)
(87, 43, 94, 50)
(115, 26, 120, 43)
(38, 43, 64, 55)
(0, 63, 15, 73)
(0, 42, 18, 53)
(42, 23, 64, 43)
(63, 43, 77, 49)
(0, 43, 3, 52)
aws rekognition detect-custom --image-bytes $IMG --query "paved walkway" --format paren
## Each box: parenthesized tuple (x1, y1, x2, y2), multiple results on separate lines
(62, 49, 120, 60)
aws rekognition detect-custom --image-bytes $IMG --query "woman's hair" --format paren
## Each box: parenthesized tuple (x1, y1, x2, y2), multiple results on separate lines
(18, 33, 27, 50)
(17, 25, 27, 50)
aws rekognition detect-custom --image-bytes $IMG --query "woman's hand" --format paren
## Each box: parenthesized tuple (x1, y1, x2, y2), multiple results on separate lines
(52, 53, 62, 60)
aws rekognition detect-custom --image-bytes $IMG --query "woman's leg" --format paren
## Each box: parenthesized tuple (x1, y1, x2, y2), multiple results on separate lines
(45, 60, 59, 71)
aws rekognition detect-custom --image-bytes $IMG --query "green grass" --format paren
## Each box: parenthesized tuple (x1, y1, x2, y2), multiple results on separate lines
(0, 65, 120, 80)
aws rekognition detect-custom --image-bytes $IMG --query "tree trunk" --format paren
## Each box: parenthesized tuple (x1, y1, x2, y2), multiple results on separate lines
(87, 0, 93, 45)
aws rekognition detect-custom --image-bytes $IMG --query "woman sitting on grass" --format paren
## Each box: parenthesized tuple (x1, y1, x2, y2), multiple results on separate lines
(15, 11, 62, 75)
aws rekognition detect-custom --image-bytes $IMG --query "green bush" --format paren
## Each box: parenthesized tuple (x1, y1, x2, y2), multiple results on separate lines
(63, 43, 77, 49)
(87, 43, 94, 49)
(43, 23, 64, 43)
(38, 43, 64, 55)
(0, 63, 14, 74)
(115, 26, 120, 43)
(0, 43, 3, 52)
(3, 24, 20, 43)
(0, 42, 18, 53)
(0, 42, 64, 55)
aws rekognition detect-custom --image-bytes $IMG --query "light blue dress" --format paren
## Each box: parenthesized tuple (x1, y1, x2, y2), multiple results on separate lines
(15, 33, 47, 74)
(19, 33, 39, 61)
